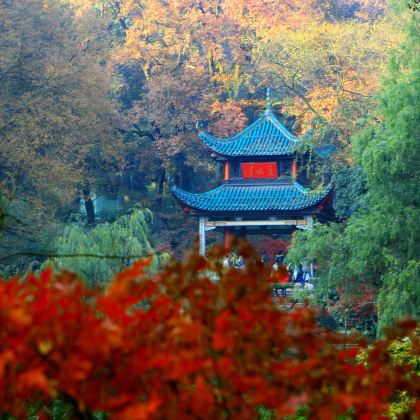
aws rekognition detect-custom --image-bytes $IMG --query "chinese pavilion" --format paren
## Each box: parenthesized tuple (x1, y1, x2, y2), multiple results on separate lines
(171, 90, 334, 255)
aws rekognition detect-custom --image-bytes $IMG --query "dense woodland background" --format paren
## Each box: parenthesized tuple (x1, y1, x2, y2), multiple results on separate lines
(0, 0, 419, 336)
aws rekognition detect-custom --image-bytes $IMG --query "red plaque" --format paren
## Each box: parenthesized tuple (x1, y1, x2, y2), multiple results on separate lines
(241, 162, 278, 179)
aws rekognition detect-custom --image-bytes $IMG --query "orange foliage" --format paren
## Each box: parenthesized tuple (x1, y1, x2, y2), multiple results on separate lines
(209, 100, 248, 137)
(87, 0, 401, 184)
(286, 87, 338, 131)
(114, 0, 322, 144)
(0, 244, 418, 418)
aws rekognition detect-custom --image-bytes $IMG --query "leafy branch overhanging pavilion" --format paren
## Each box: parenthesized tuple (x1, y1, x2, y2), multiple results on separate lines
(172, 90, 334, 256)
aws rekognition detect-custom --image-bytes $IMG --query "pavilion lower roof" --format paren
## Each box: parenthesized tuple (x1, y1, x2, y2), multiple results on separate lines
(172, 182, 332, 213)
(199, 109, 302, 157)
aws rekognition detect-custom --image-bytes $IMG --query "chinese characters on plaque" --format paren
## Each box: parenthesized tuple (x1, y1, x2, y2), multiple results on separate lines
(240, 162, 278, 179)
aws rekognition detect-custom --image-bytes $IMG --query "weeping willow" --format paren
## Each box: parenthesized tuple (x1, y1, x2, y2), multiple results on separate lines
(51, 208, 166, 287)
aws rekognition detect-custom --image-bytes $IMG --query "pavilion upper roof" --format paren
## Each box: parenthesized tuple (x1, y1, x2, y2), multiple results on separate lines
(199, 109, 302, 157)
(172, 182, 332, 213)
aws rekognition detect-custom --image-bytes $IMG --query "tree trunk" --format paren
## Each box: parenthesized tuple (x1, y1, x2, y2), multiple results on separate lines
(82, 189, 95, 225)
(156, 166, 166, 205)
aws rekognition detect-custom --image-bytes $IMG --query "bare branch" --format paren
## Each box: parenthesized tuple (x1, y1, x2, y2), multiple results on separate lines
(0, 251, 149, 262)
(117, 125, 156, 141)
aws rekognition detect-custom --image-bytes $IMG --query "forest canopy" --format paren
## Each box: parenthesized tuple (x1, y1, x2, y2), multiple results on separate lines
(0, 0, 418, 336)
(1, 0, 400, 259)
(0, 0, 419, 417)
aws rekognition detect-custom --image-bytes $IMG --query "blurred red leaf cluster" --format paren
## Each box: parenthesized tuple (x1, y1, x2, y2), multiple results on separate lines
(0, 245, 418, 419)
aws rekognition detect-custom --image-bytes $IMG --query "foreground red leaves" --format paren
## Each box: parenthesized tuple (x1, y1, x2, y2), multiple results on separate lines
(0, 244, 418, 419)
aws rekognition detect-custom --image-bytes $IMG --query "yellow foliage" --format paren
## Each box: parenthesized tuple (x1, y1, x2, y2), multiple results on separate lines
(0, 0, 122, 250)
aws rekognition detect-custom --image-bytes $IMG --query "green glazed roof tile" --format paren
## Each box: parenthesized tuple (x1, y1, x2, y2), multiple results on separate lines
(172, 182, 332, 213)
(199, 109, 301, 157)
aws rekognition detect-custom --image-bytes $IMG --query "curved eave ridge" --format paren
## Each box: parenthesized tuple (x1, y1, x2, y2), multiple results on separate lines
(199, 110, 301, 157)
(172, 183, 332, 212)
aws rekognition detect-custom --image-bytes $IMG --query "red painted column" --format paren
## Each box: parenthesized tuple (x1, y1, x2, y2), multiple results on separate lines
(224, 161, 230, 180)
(224, 227, 230, 255)
(292, 159, 297, 177)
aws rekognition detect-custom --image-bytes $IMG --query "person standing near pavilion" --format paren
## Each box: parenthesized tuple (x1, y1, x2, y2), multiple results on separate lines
(261, 250, 269, 264)
(302, 258, 311, 281)
(304, 280, 314, 291)
(295, 263, 305, 287)
(277, 264, 290, 297)
(275, 250, 285, 265)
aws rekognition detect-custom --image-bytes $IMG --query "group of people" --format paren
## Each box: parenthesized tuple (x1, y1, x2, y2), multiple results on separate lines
(223, 254, 245, 269)
(260, 249, 285, 266)
(222, 250, 315, 296)
(260, 250, 315, 297)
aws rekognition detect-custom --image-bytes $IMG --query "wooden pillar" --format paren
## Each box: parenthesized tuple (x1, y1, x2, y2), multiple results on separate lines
(224, 161, 230, 180)
(199, 217, 206, 256)
(224, 227, 230, 254)
(305, 215, 314, 278)
(292, 159, 297, 178)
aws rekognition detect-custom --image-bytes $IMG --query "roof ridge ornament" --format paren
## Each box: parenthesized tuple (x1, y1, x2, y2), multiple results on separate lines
(264, 88, 273, 115)
(265, 87, 272, 114)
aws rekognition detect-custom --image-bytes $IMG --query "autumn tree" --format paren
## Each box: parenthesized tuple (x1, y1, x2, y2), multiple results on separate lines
(288, 1, 420, 335)
(317, 0, 389, 21)
(0, 0, 122, 268)
(257, 7, 399, 166)
(4, 0, 404, 259)
(63, 0, 399, 256)
(112, 0, 398, 162)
